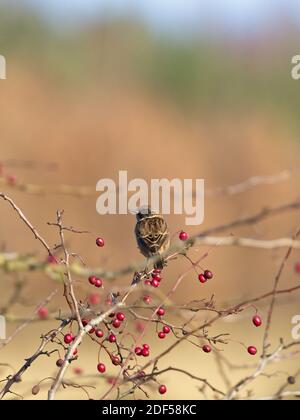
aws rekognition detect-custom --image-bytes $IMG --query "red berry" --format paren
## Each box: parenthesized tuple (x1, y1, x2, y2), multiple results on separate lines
(96, 237, 105, 247)
(135, 346, 143, 356)
(143, 295, 151, 304)
(116, 312, 125, 322)
(152, 274, 162, 282)
(179, 231, 188, 241)
(94, 278, 103, 288)
(163, 325, 171, 334)
(143, 344, 150, 350)
(82, 319, 89, 326)
(112, 319, 121, 328)
(47, 254, 58, 264)
(135, 321, 145, 333)
(138, 370, 146, 378)
(204, 270, 213, 280)
(202, 345, 212, 353)
(7, 174, 17, 185)
(111, 356, 120, 366)
(158, 331, 166, 339)
(73, 366, 83, 375)
(64, 334, 73, 344)
(295, 262, 300, 274)
(88, 293, 100, 306)
(142, 347, 150, 357)
(153, 268, 161, 275)
(108, 333, 116, 343)
(156, 308, 165, 317)
(198, 274, 207, 284)
(252, 315, 262, 327)
(88, 275, 97, 285)
(37, 306, 48, 319)
(97, 363, 106, 373)
(144, 280, 152, 286)
(56, 359, 64, 367)
(159, 384, 167, 395)
(95, 329, 104, 338)
(151, 279, 160, 288)
(248, 346, 257, 356)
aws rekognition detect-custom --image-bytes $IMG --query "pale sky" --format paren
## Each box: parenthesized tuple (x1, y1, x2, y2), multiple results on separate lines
(10, 0, 300, 34)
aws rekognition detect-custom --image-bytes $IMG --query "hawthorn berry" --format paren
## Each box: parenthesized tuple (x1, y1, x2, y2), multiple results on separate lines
(142, 347, 150, 357)
(252, 315, 262, 327)
(37, 306, 48, 319)
(153, 268, 161, 275)
(144, 280, 152, 286)
(295, 262, 300, 274)
(198, 274, 207, 284)
(158, 331, 166, 339)
(88, 293, 100, 306)
(156, 308, 165, 317)
(202, 345, 212, 353)
(97, 363, 106, 373)
(248, 346, 257, 356)
(204, 270, 213, 280)
(95, 329, 104, 338)
(163, 325, 171, 334)
(112, 319, 121, 329)
(151, 279, 160, 288)
(143, 295, 151, 305)
(135, 346, 143, 356)
(159, 385, 167, 395)
(96, 237, 105, 247)
(64, 333, 73, 344)
(32, 385, 40, 396)
(88, 275, 97, 285)
(108, 333, 116, 343)
(152, 274, 162, 282)
(94, 278, 103, 288)
(74, 367, 83, 375)
(111, 356, 120, 366)
(116, 312, 125, 322)
(143, 344, 150, 350)
(179, 231, 189, 241)
(47, 254, 58, 264)
(56, 359, 64, 367)
(7, 174, 17, 185)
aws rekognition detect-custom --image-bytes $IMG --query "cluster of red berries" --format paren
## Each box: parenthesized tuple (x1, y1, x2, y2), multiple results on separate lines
(88, 275, 103, 288)
(145, 269, 162, 288)
(198, 270, 213, 284)
(135, 343, 151, 357)
(110, 312, 126, 329)
(157, 325, 171, 339)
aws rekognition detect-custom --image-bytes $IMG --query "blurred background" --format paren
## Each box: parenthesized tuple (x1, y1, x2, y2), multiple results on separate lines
(0, 0, 300, 400)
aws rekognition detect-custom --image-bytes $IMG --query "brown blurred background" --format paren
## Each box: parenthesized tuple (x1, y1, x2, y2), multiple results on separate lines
(0, 1, 300, 399)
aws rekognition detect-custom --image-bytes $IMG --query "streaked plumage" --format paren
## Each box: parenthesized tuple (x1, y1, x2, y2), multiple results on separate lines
(135, 207, 170, 269)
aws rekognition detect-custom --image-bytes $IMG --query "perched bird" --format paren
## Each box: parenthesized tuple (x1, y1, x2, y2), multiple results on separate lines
(134, 207, 170, 270)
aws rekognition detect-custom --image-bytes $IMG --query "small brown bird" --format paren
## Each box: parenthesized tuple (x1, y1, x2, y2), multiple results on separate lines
(135, 207, 170, 270)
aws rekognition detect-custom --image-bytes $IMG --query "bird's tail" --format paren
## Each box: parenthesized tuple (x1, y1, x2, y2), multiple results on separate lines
(154, 256, 164, 270)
